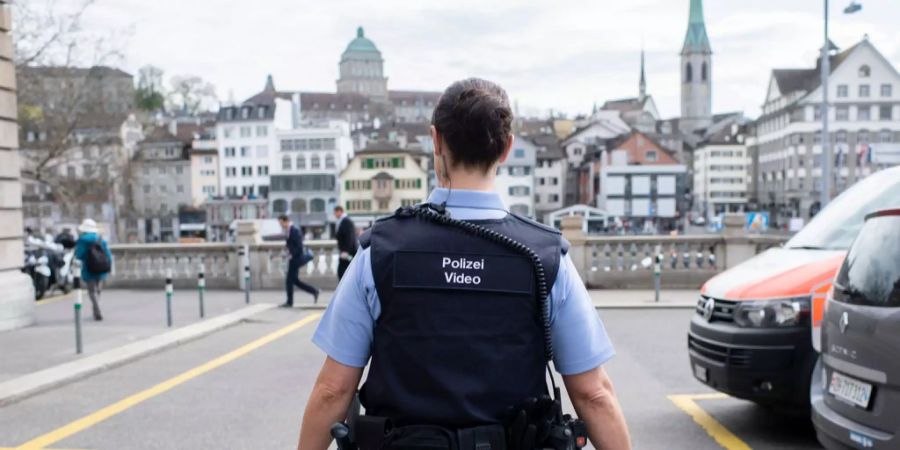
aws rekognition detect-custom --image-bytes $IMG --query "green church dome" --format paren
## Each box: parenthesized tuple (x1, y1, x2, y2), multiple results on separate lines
(342, 27, 381, 59)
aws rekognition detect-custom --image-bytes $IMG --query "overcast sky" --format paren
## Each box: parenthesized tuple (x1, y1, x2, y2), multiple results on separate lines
(79, 0, 900, 119)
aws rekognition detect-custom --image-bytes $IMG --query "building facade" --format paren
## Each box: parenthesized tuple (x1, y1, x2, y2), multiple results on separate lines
(270, 120, 354, 232)
(338, 141, 428, 227)
(531, 135, 567, 220)
(600, 164, 688, 232)
(496, 135, 537, 217)
(755, 38, 900, 225)
(215, 76, 280, 199)
(0, 1, 35, 330)
(130, 128, 192, 242)
(694, 125, 750, 218)
(190, 148, 219, 207)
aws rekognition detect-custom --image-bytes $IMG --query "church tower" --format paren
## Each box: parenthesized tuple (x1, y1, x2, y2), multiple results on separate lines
(680, 0, 712, 132)
(639, 48, 647, 102)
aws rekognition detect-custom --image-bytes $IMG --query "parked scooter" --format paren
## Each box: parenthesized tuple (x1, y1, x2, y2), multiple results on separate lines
(25, 235, 71, 299)
(22, 246, 51, 300)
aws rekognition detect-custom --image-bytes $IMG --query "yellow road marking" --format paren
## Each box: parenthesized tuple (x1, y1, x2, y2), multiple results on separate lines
(668, 393, 752, 450)
(13, 313, 323, 450)
(36, 293, 74, 306)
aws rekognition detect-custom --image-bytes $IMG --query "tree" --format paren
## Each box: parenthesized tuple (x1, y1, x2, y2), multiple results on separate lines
(13, 0, 135, 234)
(166, 75, 217, 115)
(135, 65, 165, 112)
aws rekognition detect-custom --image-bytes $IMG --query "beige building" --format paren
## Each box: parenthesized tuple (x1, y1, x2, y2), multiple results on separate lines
(339, 141, 429, 227)
(190, 148, 219, 206)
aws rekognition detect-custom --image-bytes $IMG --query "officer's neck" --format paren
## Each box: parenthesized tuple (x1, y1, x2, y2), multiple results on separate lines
(440, 168, 496, 192)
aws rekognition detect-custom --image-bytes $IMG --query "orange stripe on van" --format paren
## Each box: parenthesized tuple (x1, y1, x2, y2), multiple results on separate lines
(724, 254, 845, 300)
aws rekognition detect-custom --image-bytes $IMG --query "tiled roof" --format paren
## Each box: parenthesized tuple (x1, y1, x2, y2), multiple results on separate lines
(770, 42, 861, 96)
(357, 140, 408, 154)
(388, 90, 441, 105)
(298, 92, 371, 111)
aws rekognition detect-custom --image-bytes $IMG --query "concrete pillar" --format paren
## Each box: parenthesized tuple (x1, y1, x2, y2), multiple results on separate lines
(0, 2, 36, 331)
(560, 215, 588, 280)
(722, 212, 756, 269)
(234, 220, 261, 245)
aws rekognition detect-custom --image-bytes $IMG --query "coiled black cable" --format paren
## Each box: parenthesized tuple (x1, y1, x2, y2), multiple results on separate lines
(405, 204, 555, 365)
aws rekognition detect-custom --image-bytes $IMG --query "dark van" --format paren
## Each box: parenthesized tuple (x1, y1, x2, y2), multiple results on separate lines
(811, 208, 900, 449)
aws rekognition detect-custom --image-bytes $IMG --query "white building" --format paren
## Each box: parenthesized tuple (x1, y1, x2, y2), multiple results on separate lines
(694, 124, 750, 218)
(600, 159, 687, 232)
(756, 38, 900, 223)
(560, 111, 630, 167)
(215, 76, 282, 199)
(495, 135, 536, 217)
(270, 120, 355, 233)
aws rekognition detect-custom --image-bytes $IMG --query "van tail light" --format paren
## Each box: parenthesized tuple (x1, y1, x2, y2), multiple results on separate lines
(811, 281, 833, 353)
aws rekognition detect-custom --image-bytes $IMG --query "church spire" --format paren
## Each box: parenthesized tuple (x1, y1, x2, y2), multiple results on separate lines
(639, 48, 647, 101)
(682, 0, 711, 54)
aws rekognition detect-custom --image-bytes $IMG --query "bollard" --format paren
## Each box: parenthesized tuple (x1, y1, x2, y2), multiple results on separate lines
(198, 263, 206, 318)
(165, 269, 173, 327)
(74, 274, 83, 354)
(654, 250, 663, 303)
(244, 262, 251, 304)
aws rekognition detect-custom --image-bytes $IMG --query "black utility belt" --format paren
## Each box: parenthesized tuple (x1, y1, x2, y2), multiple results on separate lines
(355, 417, 504, 450)
(338, 416, 587, 450)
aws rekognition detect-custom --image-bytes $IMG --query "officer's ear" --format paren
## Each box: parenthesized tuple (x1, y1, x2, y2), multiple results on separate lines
(430, 125, 443, 158)
(496, 133, 514, 165)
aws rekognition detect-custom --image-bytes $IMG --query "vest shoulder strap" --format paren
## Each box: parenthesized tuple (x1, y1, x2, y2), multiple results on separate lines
(508, 213, 569, 255)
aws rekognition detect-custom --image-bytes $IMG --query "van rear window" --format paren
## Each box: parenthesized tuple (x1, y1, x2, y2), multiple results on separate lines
(833, 215, 900, 307)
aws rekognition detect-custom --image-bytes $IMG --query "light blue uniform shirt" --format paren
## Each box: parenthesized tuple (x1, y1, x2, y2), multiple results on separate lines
(312, 188, 615, 375)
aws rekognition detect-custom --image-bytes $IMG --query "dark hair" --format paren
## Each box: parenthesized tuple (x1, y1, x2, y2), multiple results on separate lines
(432, 78, 513, 171)
(277, 214, 289, 222)
(333, 205, 344, 213)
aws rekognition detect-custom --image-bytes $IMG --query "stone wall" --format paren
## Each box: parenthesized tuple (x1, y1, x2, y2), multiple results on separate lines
(0, 2, 37, 331)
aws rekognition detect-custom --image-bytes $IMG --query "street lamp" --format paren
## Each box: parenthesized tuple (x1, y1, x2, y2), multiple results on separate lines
(820, 0, 862, 209)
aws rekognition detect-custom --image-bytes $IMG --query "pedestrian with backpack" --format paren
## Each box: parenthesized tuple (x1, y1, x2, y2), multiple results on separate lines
(74, 219, 112, 321)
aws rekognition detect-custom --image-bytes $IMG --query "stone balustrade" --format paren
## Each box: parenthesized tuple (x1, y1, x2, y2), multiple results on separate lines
(107, 240, 340, 290)
(561, 214, 788, 289)
(105, 215, 789, 291)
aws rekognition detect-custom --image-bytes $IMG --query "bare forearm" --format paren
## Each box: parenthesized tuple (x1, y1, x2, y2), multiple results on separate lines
(297, 384, 355, 450)
(564, 368, 631, 450)
(571, 391, 631, 450)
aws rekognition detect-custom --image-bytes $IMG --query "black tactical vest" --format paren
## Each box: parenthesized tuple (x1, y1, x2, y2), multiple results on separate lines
(359, 208, 566, 428)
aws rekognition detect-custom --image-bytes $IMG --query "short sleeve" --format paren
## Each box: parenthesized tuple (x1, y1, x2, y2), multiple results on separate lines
(548, 254, 616, 375)
(311, 248, 379, 368)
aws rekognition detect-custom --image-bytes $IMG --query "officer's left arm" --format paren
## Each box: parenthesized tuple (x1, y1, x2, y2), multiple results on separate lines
(297, 357, 363, 450)
(549, 253, 631, 449)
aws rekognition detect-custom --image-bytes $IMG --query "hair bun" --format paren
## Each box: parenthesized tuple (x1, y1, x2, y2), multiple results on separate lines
(432, 78, 513, 171)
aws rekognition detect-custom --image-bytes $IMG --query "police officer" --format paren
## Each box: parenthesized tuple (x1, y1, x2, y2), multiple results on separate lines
(298, 78, 631, 450)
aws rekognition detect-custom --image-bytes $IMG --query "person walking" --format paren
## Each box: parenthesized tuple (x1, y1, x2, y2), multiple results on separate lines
(279, 215, 319, 308)
(74, 219, 112, 321)
(298, 78, 630, 450)
(333, 206, 357, 280)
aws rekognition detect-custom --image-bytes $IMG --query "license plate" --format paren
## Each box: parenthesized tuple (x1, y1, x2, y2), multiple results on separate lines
(829, 371, 873, 408)
(694, 364, 708, 382)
